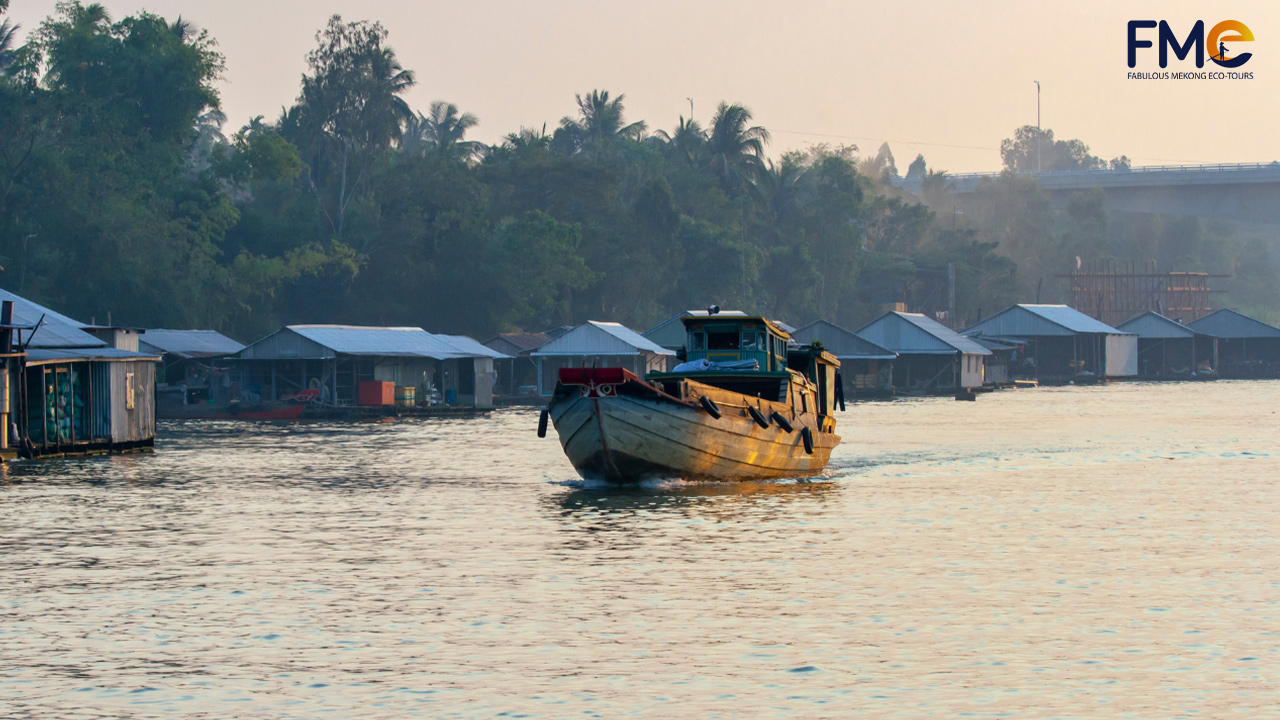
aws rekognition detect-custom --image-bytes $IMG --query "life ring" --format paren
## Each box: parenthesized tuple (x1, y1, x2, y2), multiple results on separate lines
(771, 411, 793, 433)
(748, 405, 770, 428)
(699, 395, 721, 419)
(537, 409, 549, 438)
(801, 426, 814, 455)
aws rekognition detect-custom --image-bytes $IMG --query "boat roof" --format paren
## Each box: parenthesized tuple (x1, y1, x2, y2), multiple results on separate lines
(681, 313, 793, 339)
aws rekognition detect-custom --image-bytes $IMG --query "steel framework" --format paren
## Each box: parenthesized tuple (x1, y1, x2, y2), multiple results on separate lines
(1058, 260, 1227, 326)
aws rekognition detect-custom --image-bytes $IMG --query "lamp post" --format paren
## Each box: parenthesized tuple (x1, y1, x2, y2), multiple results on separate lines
(1034, 80, 1041, 173)
(686, 97, 693, 119)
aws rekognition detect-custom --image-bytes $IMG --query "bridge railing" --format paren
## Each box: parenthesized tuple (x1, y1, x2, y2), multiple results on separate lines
(935, 161, 1280, 183)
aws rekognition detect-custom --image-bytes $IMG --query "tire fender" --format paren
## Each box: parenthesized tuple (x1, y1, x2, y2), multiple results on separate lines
(699, 395, 722, 419)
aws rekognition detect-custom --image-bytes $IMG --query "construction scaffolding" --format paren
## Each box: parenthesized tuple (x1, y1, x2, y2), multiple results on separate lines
(1058, 260, 1227, 326)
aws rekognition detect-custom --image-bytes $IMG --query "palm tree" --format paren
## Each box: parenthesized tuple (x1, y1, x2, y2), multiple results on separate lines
(705, 102, 770, 195)
(920, 169, 951, 207)
(356, 46, 415, 150)
(555, 89, 646, 156)
(403, 101, 482, 162)
(753, 154, 808, 246)
(0, 18, 19, 75)
(169, 16, 193, 41)
(652, 115, 705, 166)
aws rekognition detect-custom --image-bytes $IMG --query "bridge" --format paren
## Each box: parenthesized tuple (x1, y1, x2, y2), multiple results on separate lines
(891, 162, 1280, 225)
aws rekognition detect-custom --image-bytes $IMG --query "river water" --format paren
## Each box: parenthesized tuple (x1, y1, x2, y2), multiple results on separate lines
(2, 381, 1277, 718)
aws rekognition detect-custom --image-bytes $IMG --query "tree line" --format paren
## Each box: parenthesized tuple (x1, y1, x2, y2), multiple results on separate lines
(1, 3, 1276, 341)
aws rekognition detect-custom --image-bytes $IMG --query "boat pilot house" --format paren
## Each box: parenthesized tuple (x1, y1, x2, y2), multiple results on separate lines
(647, 314, 844, 419)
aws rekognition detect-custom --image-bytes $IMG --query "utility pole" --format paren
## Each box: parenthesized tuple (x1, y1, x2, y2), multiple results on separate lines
(1034, 80, 1041, 173)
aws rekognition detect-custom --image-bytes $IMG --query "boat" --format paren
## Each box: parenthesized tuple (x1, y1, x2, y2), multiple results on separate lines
(156, 386, 311, 421)
(541, 311, 843, 483)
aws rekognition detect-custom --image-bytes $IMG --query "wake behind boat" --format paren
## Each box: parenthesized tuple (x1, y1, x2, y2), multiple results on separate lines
(540, 310, 844, 483)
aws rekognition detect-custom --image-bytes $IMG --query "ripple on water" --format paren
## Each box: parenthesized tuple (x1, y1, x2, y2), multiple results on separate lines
(0, 383, 1278, 718)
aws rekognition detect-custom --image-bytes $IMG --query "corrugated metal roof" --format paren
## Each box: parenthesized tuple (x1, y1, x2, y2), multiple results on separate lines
(0, 288, 106, 349)
(139, 329, 246, 358)
(860, 311, 988, 356)
(970, 336, 1020, 352)
(966, 304, 1127, 337)
(26, 347, 160, 365)
(435, 334, 510, 359)
(1115, 312, 1200, 339)
(791, 320, 897, 359)
(484, 332, 551, 354)
(1187, 309, 1280, 339)
(239, 325, 509, 360)
(857, 312, 991, 356)
(533, 321, 676, 357)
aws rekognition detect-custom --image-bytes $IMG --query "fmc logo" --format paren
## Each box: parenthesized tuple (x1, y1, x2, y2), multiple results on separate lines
(1128, 20, 1254, 68)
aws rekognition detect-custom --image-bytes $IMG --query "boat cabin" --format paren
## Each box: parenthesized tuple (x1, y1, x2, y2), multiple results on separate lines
(684, 315, 790, 371)
(650, 313, 842, 418)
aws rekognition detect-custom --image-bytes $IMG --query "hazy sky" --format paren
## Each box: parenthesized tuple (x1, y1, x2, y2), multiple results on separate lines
(7, 0, 1279, 171)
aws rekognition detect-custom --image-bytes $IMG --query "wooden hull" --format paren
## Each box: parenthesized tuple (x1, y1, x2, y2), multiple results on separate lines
(159, 403, 306, 421)
(548, 388, 839, 484)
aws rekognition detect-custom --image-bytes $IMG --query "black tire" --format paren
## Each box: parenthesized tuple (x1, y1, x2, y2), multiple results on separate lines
(537, 409, 549, 438)
(771, 411, 793, 433)
(748, 405, 770, 428)
(801, 426, 814, 455)
(699, 395, 722, 419)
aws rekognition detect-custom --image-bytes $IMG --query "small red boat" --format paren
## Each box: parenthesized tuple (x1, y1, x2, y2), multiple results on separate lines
(157, 387, 311, 421)
(195, 402, 307, 421)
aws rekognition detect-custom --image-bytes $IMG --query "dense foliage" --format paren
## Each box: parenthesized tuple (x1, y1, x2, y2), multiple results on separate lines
(1, 4, 1277, 339)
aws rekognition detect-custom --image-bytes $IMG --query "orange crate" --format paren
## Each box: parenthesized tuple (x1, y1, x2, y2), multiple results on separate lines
(358, 381, 395, 406)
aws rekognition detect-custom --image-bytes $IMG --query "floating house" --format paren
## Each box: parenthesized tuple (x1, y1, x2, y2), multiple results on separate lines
(0, 289, 159, 458)
(141, 329, 247, 415)
(530, 321, 675, 395)
(484, 332, 551, 397)
(967, 335, 1024, 385)
(964, 304, 1137, 384)
(233, 325, 508, 408)
(790, 320, 897, 397)
(1115, 312, 1219, 379)
(1187, 309, 1280, 378)
(855, 312, 990, 391)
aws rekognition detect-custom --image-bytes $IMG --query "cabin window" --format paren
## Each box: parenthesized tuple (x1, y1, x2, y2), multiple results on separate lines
(126, 372, 136, 410)
(708, 331, 739, 351)
(801, 392, 808, 414)
(690, 332, 706, 351)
